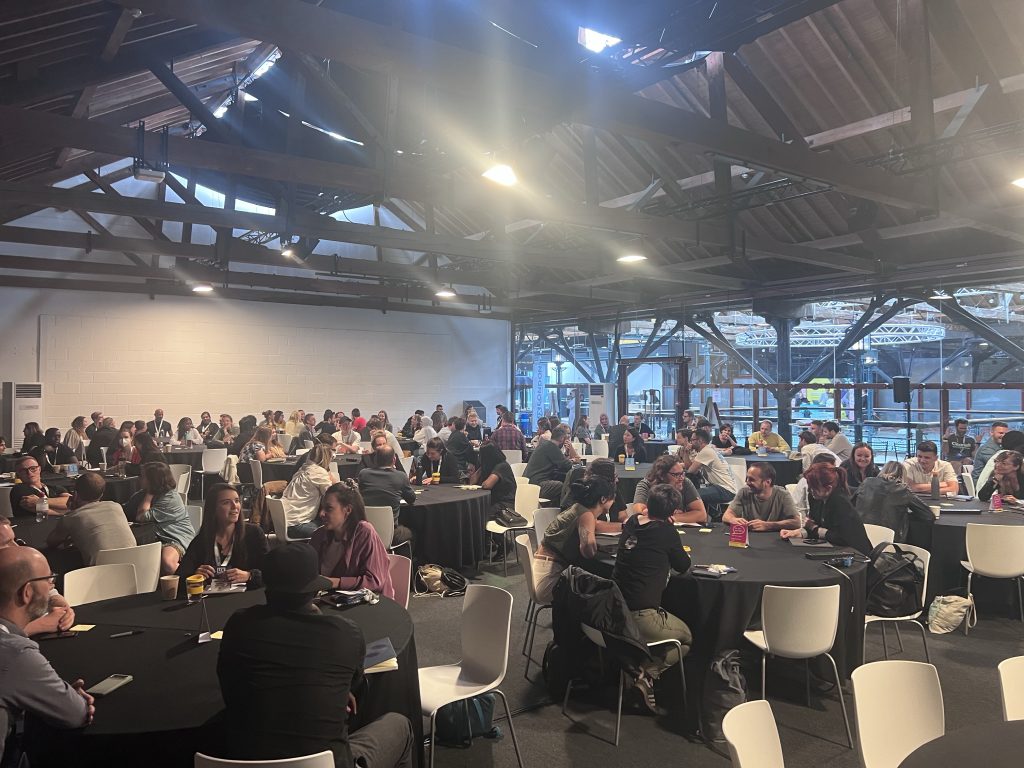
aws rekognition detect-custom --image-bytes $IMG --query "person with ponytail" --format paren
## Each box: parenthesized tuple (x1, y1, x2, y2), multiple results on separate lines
(532, 476, 621, 603)
(781, 462, 872, 555)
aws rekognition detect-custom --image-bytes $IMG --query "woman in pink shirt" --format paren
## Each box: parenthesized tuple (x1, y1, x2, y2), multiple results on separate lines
(309, 480, 394, 599)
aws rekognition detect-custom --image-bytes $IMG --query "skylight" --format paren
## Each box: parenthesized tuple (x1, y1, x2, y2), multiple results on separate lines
(578, 27, 621, 53)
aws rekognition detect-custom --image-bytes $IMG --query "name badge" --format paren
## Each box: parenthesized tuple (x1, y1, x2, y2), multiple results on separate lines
(624, 457, 636, 470)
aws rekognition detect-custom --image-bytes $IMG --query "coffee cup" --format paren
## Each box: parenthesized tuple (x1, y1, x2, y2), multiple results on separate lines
(929, 505, 941, 519)
(159, 575, 180, 600)
(186, 573, 205, 601)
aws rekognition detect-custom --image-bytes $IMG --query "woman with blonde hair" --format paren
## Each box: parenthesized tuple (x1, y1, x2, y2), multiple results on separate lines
(285, 410, 304, 437)
(282, 443, 337, 538)
(63, 416, 88, 462)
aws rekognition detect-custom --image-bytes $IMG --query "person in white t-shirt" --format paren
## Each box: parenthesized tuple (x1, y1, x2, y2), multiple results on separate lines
(902, 441, 958, 494)
(332, 415, 362, 455)
(681, 429, 737, 513)
(797, 430, 837, 471)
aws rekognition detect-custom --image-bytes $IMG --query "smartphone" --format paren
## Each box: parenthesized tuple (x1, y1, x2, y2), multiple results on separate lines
(87, 674, 133, 696)
(34, 631, 77, 641)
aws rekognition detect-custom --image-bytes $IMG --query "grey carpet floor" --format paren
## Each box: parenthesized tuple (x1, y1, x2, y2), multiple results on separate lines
(408, 558, 1024, 768)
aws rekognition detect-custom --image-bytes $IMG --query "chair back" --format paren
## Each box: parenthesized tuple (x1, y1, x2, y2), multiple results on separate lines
(570, 441, 583, 457)
(966, 523, 1024, 578)
(96, 542, 162, 593)
(195, 750, 334, 767)
(399, 455, 415, 475)
(387, 554, 412, 609)
(201, 448, 228, 473)
(502, 449, 522, 465)
(168, 463, 192, 486)
(863, 524, 895, 549)
(359, 442, 372, 452)
(187, 504, 203, 532)
(0, 489, 12, 519)
(175, 469, 191, 496)
(591, 439, 609, 458)
(723, 700, 785, 768)
(364, 506, 396, 549)
(295, 448, 310, 456)
(303, 440, 314, 450)
(266, 497, 305, 542)
(725, 456, 747, 478)
(515, 534, 543, 604)
(278, 434, 294, 453)
(460, 584, 513, 686)
(962, 470, 976, 497)
(510, 462, 528, 477)
(251, 459, 263, 489)
(328, 461, 338, 478)
(852, 660, 944, 768)
(514, 483, 541, 525)
(760, 584, 840, 658)
(998, 655, 1024, 721)
(533, 507, 559, 543)
(64, 563, 138, 606)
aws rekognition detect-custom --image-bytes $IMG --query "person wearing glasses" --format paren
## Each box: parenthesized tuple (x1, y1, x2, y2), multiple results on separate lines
(0, 518, 77, 637)
(631, 454, 708, 524)
(8, 456, 70, 517)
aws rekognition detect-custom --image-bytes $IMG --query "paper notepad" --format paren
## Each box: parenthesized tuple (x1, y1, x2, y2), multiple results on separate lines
(363, 637, 398, 674)
(69, 624, 95, 632)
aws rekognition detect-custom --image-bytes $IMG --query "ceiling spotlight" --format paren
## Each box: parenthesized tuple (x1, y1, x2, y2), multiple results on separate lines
(1013, 177, 1024, 189)
(191, 283, 213, 294)
(617, 253, 647, 264)
(435, 288, 456, 299)
(281, 236, 296, 258)
(482, 163, 517, 186)
(929, 289, 951, 300)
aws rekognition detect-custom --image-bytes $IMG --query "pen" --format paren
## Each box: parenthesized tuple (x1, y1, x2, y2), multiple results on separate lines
(109, 630, 142, 639)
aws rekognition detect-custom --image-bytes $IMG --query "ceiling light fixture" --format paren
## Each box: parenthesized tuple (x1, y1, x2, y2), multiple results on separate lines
(191, 283, 213, 294)
(1012, 177, 1024, 189)
(929, 289, 951, 300)
(435, 288, 456, 299)
(482, 163, 517, 186)
(617, 253, 647, 264)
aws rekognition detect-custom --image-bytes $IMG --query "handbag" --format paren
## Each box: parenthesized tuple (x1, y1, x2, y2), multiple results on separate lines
(493, 503, 528, 528)
(415, 564, 468, 597)
(927, 592, 977, 634)
(866, 543, 924, 618)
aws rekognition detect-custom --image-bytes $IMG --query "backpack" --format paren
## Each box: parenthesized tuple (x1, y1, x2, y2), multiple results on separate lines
(866, 543, 925, 618)
(414, 564, 468, 597)
(433, 694, 499, 745)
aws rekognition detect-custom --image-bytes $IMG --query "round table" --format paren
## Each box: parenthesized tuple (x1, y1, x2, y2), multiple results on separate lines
(744, 453, 803, 486)
(259, 458, 303, 483)
(613, 462, 655, 502)
(401, 485, 490, 571)
(643, 440, 674, 460)
(161, 446, 207, 471)
(898, 720, 1024, 768)
(27, 589, 422, 768)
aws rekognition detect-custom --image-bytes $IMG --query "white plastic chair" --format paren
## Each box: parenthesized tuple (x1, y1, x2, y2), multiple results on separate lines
(278, 433, 294, 453)
(865, 543, 931, 662)
(591, 439, 609, 458)
(962, 470, 976, 497)
(399, 455, 414, 475)
(725, 455, 748, 478)
(194, 448, 227, 498)
(250, 459, 263, 491)
(723, 699, 785, 768)
(64, 563, 138, 606)
(96, 542, 161, 593)
(418, 584, 523, 768)
(359, 441, 372, 452)
(998, 655, 1024, 721)
(175, 469, 192, 498)
(515, 534, 550, 679)
(303, 440, 314, 450)
(532, 506, 559, 548)
(510, 462, 528, 477)
(851, 660, 944, 768)
(387, 553, 412, 610)
(195, 751, 333, 767)
(486, 483, 540, 576)
(570, 441, 583, 457)
(295, 448, 310, 457)
(743, 584, 852, 747)
(863, 524, 895, 550)
(364, 505, 411, 556)
(961, 523, 1024, 633)
(187, 504, 203, 532)
(328, 461, 338, 478)
(168, 463, 192, 492)
(266, 497, 309, 543)
(502, 449, 522, 465)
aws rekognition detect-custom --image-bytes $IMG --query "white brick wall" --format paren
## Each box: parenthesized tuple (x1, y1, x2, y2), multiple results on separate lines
(0, 287, 510, 436)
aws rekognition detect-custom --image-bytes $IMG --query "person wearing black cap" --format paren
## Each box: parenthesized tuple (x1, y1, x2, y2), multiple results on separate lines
(217, 543, 413, 768)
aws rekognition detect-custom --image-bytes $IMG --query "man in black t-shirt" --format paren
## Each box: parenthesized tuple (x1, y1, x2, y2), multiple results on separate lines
(8, 456, 70, 517)
(217, 543, 413, 768)
(945, 418, 977, 463)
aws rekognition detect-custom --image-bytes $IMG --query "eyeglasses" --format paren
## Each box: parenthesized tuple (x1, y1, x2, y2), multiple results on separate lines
(21, 574, 57, 590)
(16, 465, 40, 473)
(667, 470, 686, 477)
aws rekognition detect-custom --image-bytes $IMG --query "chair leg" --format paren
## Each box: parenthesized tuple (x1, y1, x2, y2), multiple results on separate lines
(880, 623, 889, 659)
(1017, 577, 1023, 623)
(965, 572, 974, 636)
(429, 712, 437, 768)
(525, 606, 549, 680)
(501, 532, 508, 577)
(522, 599, 535, 656)
(614, 671, 623, 747)
(824, 653, 853, 749)
(562, 679, 574, 715)
(894, 623, 904, 652)
(494, 689, 524, 768)
(912, 619, 931, 664)
(805, 659, 812, 708)
(761, 652, 767, 700)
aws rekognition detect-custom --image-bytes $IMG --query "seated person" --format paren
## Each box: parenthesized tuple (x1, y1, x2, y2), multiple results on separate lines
(29, 428, 75, 470)
(530, 417, 552, 449)
(411, 437, 461, 485)
(360, 433, 401, 470)
(178, 484, 267, 588)
(128, 461, 196, 574)
(976, 430, 1024, 489)
(723, 462, 800, 532)
(747, 420, 791, 453)
(710, 422, 747, 455)
(176, 417, 202, 444)
(357, 448, 415, 550)
(682, 429, 737, 512)
(472, 443, 517, 519)
(265, 431, 286, 459)
(609, 427, 648, 464)
(632, 454, 707, 524)
(107, 429, 137, 466)
(412, 414, 437, 449)
(559, 458, 627, 520)
(364, 417, 403, 457)
(977, 449, 1024, 504)
(853, 461, 933, 543)
(291, 412, 319, 455)
(207, 413, 239, 447)
(902, 440, 958, 494)
(86, 417, 119, 466)
(782, 463, 872, 555)
(332, 415, 362, 455)
(444, 417, 475, 476)
(238, 426, 274, 464)
(8, 456, 70, 516)
(19, 423, 45, 456)
(841, 442, 879, 491)
(613, 483, 692, 711)
(524, 425, 576, 502)
(282, 444, 337, 539)
(0, 518, 77, 637)
(46, 472, 135, 565)
(310, 481, 395, 598)
(532, 476, 621, 603)
(796, 430, 838, 471)
(217, 542, 413, 768)
(229, 415, 259, 457)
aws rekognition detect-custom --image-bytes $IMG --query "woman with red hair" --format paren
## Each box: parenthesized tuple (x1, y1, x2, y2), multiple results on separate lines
(781, 462, 872, 555)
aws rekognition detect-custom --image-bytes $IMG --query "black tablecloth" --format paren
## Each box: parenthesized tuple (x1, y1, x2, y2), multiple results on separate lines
(401, 486, 489, 570)
(44, 471, 140, 505)
(744, 454, 803, 486)
(643, 441, 673, 460)
(259, 458, 302, 483)
(28, 590, 422, 768)
(162, 447, 207, 472)
(898, 721, 1024, 768)
(614, 462, 654, 502)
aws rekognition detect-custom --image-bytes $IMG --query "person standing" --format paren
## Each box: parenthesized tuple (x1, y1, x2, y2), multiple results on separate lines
(62, 416, 88, 462)
(85, 411, 103, 441)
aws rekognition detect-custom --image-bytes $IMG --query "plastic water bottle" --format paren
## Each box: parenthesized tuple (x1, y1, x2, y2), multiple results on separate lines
(35, 496, 48, 523)
(991, 491, 1003, 511)
(930, 472, 940, 500)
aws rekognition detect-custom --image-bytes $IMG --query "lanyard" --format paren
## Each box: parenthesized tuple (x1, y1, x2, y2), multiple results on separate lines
(214, 541, 232, 567)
